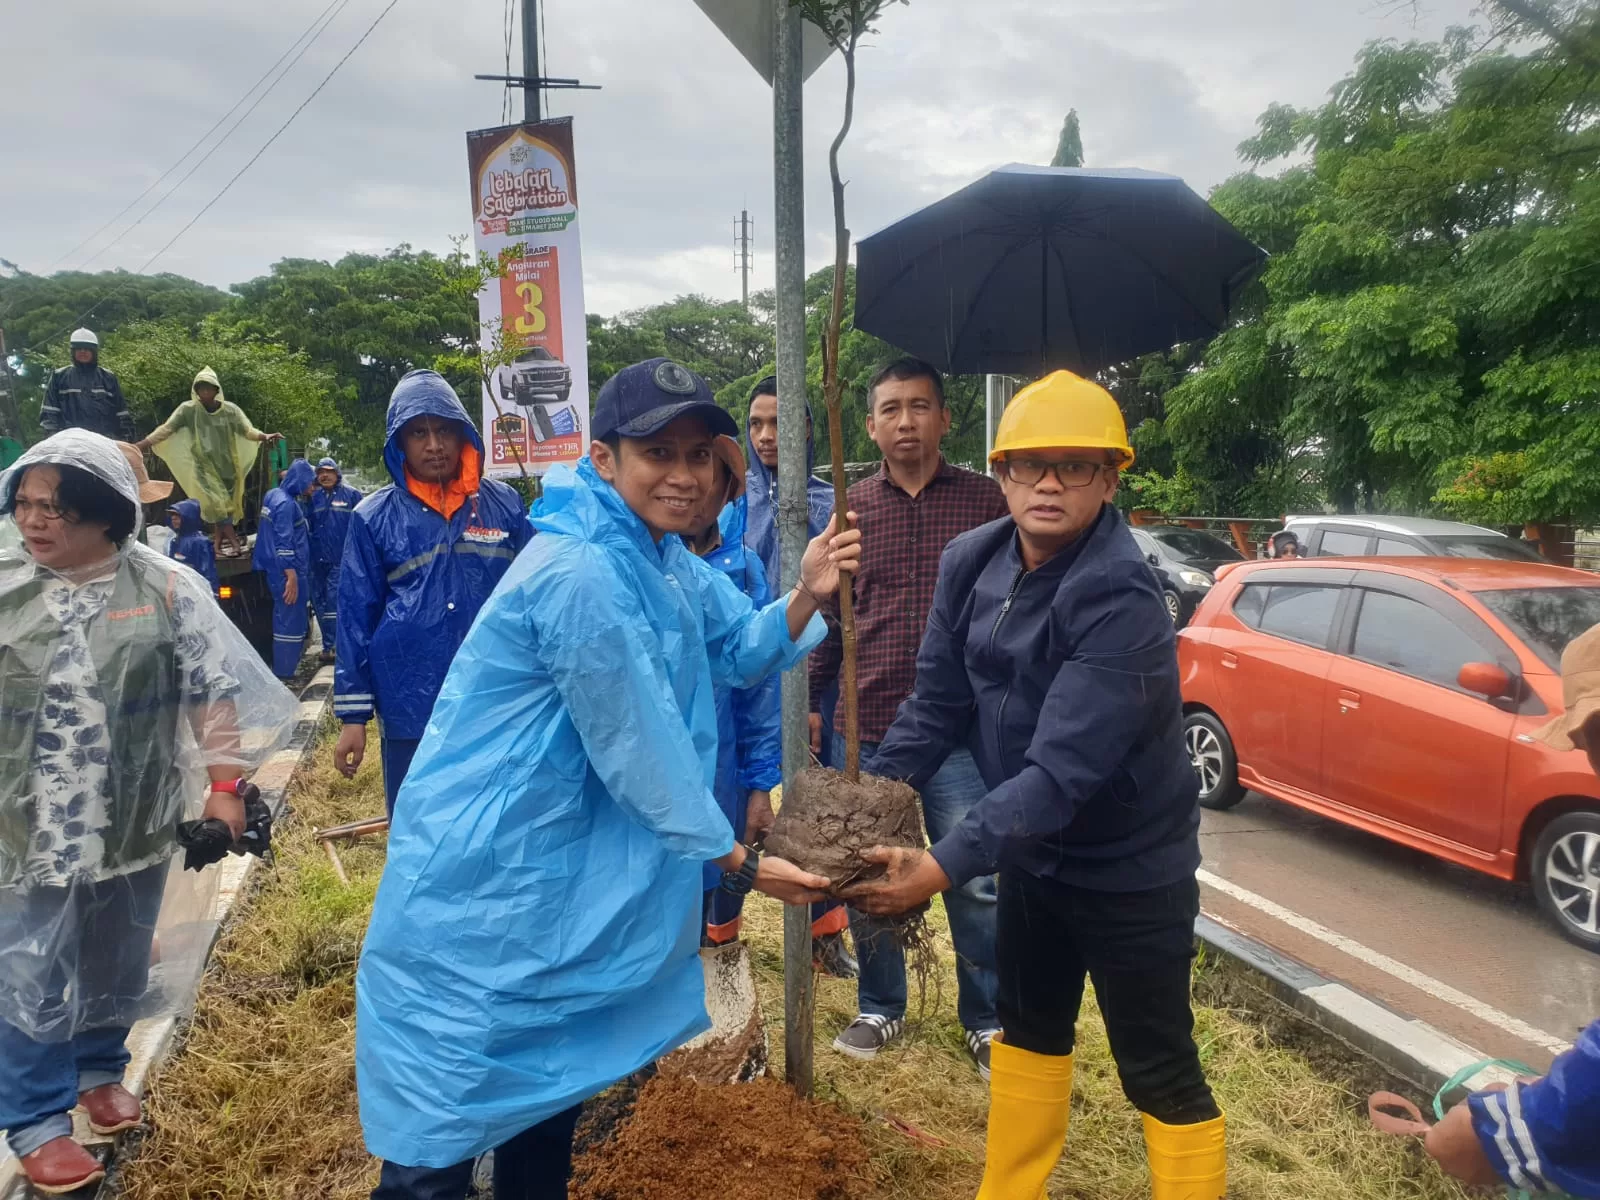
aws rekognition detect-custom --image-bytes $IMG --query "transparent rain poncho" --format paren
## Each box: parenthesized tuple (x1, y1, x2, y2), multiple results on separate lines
(148, 367, 265, 525)
(0, 430, 300, 1041)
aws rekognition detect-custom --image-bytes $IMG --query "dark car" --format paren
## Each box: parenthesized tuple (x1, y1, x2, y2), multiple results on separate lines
(1131, 525, 1245, 626)
(502, 346, 573, 407)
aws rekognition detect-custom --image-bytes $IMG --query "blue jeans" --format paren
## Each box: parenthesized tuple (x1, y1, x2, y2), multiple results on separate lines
(0, 864, 166, 1157)
(381, 735, 422, 819)
(841, 736, 999, 1031)
(371, 1104, 581, 1200)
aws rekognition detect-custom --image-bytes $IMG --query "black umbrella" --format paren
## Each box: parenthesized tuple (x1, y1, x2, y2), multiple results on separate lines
(854, 164, 1267, 376)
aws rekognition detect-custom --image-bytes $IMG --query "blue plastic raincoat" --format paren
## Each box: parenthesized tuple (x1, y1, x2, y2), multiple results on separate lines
(308, 464, 361, 653)
(699, 495, 781, 894)
(1470, 1018, 1600, 1197)
(253, 458, 313, 678)
(333, 372, 530, 739)
(743, 399, 835, 595)
(354, 458, 826, 1168)
(166, 499, 218, 594)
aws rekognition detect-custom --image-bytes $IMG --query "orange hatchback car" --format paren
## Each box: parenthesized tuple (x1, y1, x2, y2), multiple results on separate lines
(1177, 557, 1600, 951)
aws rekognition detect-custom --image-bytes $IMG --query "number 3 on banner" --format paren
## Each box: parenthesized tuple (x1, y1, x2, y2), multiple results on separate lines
(513, 281, 547, 335)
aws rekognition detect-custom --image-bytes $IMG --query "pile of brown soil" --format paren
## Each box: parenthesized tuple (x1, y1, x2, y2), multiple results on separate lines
(569, 1076, 873, 1200)
(657, 1005, 766, 1084)
(766, 767, 924, 894)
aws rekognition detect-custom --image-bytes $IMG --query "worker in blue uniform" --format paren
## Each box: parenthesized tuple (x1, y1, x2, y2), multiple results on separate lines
(167, 499, 219, 595)
(333, 371, 531, 816)
(308, 457, 362, 664)
(253, 458, 314, 679)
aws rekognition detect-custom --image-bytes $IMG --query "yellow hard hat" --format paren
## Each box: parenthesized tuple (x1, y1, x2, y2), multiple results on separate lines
(989, 370, 1135, 468)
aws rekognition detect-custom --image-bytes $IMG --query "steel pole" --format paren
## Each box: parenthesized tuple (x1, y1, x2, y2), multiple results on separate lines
(522, 0, 542, 122)
(773, 0, 813, 1098)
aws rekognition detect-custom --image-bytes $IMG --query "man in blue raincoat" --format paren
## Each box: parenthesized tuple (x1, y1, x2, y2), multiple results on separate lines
(684, 433, 781, 944)
(167, 498, 219, 595)
(252, 458, 314, 679)
(332, 371, 530, 816)
(742, 373, 855, 975)
(354, 358, 860, 1200)
(307, 457, 362, 664)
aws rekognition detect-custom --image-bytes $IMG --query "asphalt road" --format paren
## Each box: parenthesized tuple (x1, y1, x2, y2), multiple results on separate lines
(1198, 792, 1600, 1072)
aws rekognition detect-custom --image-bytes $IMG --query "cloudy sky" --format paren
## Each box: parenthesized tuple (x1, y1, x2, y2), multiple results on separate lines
(4, 0, 1479, 317)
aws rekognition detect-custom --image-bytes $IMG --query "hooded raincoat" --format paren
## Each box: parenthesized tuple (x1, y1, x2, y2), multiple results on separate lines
(308, 462, 361, 654)
(354, 459, 826, 1168)
(40, 349, 135, 442)
(0, 431, 299, 1044)
(147, 368, 264, 525)
(253, 459, 314, 678)
(743, 399, 836, 596)
(334, 372, 530, 744)
(698, 496, 782, 941)
(167, 499, 219, 594)
(1469, 1018, 1600, 1197)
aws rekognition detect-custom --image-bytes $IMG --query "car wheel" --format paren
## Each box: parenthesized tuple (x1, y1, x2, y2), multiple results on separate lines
(1163, 589, 1183, 626)
(1531, 810, 1600, 952)
(1184, 711, 1243, 811)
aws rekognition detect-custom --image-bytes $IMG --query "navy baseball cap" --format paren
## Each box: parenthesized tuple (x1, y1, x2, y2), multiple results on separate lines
(592, 358, 739, 442)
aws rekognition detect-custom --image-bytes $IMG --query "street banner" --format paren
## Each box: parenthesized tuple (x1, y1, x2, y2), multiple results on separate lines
(466, 117, 589, 476)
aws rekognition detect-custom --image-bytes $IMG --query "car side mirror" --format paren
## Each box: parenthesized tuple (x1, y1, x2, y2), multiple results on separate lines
(1458, 662, 1513, 699)
(1147, 552, 1161, 566)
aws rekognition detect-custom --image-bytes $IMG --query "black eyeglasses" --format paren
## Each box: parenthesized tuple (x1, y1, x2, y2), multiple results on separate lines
(1001, 458, 1108, 489)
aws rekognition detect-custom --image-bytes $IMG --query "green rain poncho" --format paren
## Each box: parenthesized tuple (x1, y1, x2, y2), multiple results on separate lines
(148, 368, 264, 524)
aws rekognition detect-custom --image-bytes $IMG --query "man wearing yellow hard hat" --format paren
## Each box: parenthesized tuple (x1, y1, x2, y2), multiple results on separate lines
(849, 370, 1224, 1199)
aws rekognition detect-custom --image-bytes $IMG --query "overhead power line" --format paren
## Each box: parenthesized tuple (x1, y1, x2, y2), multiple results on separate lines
(53, 0, 352, 272)
(23, 0, 405, 357)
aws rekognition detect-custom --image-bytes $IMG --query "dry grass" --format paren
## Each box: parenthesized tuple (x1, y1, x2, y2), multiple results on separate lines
(112, 717, 387, 1200)
(114, 724, 1475, 1199)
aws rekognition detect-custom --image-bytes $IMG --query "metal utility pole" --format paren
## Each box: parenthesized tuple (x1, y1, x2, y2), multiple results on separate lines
(522, 0, 542, 122)
(773, 0, 813, 1099)
(735, 209, 754, 310)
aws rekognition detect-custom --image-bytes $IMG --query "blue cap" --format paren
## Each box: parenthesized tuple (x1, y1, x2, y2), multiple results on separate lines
(317, 457, 339, 470)
(592, 358, 738, 442)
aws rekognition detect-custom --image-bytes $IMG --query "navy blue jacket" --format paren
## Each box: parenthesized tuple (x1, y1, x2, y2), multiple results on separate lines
(869, 503, 1201, 892)
(252, 459, 314, 579)
(309, 472, 362, 569)
(167, 498, 219, 594)
(334, 371, 531, 740)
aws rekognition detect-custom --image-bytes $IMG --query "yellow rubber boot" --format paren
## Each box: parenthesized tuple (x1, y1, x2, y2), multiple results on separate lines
(1141, 1111, 1227, 1200)
(975, 1040, 1073, 1200)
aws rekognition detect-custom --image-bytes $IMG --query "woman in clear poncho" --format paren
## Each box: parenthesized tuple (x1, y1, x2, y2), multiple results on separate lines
(0, 430, 298, 1195)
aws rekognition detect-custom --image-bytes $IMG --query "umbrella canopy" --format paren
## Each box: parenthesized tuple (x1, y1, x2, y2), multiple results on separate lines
(855, 164, 1267, 376)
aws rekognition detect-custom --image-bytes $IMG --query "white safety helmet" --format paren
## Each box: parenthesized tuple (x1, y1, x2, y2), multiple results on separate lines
(69, 328, 99, 348)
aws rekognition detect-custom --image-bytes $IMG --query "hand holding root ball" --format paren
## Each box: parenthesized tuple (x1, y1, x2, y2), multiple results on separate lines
(846, 846, 951, 915)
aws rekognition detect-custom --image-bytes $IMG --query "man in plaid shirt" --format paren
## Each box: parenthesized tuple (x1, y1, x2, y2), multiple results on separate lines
(809, 357, 1008, 1079)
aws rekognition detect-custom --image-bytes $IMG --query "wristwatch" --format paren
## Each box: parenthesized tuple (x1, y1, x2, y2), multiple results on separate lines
(720, 846, 761, 895)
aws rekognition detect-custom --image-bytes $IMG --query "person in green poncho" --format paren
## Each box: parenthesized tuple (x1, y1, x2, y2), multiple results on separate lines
(136, 367, 281, 559)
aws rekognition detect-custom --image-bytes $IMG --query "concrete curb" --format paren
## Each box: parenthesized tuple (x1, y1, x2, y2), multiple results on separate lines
(0, 665, 334, 1200)
(1196, 912, 1522, 1096)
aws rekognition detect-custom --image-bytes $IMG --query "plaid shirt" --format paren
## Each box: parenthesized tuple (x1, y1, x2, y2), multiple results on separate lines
(810, 460, 1008, 741)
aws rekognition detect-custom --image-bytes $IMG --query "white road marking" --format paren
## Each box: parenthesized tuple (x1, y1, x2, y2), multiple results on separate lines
(1197, 868, 1575, 1056)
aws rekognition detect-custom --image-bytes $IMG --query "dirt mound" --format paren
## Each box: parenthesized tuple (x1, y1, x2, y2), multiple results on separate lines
(569, 1076, 872, 1200)
(766, 767, 924, 894)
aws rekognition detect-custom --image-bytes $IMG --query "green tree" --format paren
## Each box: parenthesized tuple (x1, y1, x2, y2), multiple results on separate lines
(1051, 109, 1084, 168)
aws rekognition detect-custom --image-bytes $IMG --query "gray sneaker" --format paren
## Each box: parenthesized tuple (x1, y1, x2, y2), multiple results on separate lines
(966, 1028, 999, 1083)
(832, 1013, 905, 1061)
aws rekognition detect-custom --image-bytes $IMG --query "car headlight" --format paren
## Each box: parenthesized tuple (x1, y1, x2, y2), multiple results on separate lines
(1178, 569, 1213, 587)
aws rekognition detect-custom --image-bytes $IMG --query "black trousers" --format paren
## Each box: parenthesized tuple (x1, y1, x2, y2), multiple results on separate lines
(370, 1105, 582, 1200)
(996, 870, 1219, 1125)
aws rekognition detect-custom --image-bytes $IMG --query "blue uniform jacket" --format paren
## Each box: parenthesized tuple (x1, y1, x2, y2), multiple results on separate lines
(353, 459, 825, 1167)
(698, 494, 782, 891)
(743, 399, 835, 595)
(869, 503, 1202, 892)
(1470, 1018, 1600, 1197)
(252, 459, 313, 579)
(333, 372, 530, 740)
(167, 498, 219, 594)
(309, 473, 362, 569)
